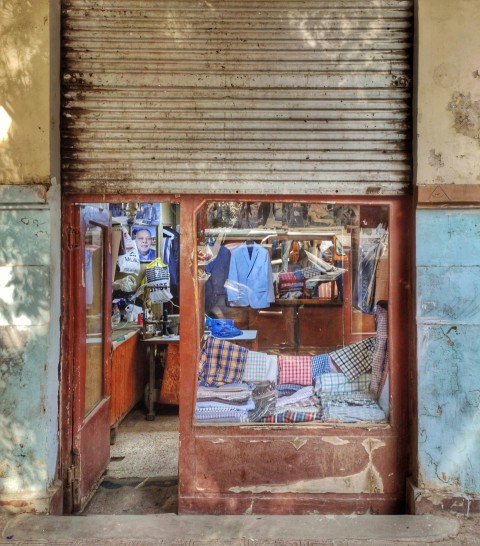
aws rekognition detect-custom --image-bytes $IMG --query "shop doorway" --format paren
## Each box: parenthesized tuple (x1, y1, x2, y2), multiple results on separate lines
(61, 199, 181, 514)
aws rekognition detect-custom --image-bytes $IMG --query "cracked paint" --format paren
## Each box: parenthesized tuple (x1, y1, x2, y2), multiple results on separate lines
(428, 149, 444, 168)
(229, 438, 385, 494)
(321, 437, 350, 446)
(447, 92, 480, 144)
(290, 438, 307, 450)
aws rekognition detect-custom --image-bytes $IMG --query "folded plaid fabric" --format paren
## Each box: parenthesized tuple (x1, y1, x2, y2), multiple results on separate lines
(284, 410, 323, 422)
(370, 305, 388, 397)
(301, 266, 325, 279)
(195, 407, 250, 423)
(197, 384, 251, 401)
(244, 350, 269, 382)
(198, 336, 248, 387)
(316, 372, 371, 395)
(312, 354, 331, 377)
(279, 281, 305, 289)
(278, 355, 313, 385)
(261, 410, 323, 423)
(329, 337, 376, 380)
(276, 385, 315, 408)
(323, 402, 385, 423)
(278, 272, 301, 283)
(196, 398, 254, 410)
(276, 383, 303, 397)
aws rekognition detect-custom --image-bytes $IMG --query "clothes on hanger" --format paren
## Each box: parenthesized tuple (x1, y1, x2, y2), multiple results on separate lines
(225, 242, 275, 309)
(162, 227, 180, 299)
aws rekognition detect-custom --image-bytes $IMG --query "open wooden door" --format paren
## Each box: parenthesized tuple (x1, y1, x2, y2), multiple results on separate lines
(71, 205, 112, 512)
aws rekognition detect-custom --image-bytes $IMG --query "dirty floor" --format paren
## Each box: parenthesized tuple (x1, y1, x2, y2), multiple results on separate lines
(83, 405, 179, 515)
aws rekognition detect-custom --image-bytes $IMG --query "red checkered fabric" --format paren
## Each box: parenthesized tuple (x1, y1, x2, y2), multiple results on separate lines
(278, 355, 313, 385)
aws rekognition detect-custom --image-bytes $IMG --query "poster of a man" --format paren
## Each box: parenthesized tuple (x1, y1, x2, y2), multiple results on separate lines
(133, 226, 156, 262)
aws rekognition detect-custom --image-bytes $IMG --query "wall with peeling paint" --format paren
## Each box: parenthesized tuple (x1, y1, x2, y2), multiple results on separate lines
(415, 0, 480, 511)
(0, 0, 61, 513)
(417, 0, 480, 186)
(416, 210, 480, 496)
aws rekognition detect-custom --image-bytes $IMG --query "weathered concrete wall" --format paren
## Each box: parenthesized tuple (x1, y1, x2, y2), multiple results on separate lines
(417, 0, 480, 187)
(415, 0, 480, 512)
(0, 0, 61, 513)
(416, 210, 480, 495)
(0, 1, 51, 185)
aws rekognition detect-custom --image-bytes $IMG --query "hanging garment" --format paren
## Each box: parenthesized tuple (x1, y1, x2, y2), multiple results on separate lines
(225, 242, 275, 309)
(357, 227, 387, 313)
(204, 245, 231, 313)
(162, 227, 180, 298)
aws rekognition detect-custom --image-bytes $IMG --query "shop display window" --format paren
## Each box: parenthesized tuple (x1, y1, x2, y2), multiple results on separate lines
(195, 201, 390, 426)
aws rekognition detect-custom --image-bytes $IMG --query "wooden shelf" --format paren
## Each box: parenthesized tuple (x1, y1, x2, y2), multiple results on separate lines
(273, 298, 343, 306)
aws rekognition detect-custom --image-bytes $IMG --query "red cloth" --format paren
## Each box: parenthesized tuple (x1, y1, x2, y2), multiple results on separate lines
(278, 355, 313, 385)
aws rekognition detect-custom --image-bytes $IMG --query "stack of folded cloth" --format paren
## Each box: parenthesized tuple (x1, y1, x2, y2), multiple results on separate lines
(260, 384, 323, 423)
(277, 271, 305, 299)
(195, 383, 254, 423)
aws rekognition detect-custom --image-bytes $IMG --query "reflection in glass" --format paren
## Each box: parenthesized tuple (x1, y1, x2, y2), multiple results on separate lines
(195, 202, 390, 426)
(84, 224, 105, 416)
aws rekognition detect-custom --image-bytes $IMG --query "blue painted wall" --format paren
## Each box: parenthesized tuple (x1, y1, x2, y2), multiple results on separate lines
(417, 209, 480, 494)
(0, 184, 60, 509)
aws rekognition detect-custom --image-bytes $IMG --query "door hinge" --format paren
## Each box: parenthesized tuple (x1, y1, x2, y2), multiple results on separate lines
(67, 447, 81, 484)
(66, 226, 80, 251)
(64, 449, 81, 514)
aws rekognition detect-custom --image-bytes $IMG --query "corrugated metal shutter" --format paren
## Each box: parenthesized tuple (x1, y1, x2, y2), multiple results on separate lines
(62, 0, 412, 196)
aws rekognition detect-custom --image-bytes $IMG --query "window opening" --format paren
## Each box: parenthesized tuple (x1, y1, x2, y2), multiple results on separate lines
(195, 201, 390, 426)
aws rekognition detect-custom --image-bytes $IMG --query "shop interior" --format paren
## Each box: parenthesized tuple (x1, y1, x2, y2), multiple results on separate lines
(81, 199, 390, 513)
(83, 201, 181, 514)
(195, 201, 390, 426)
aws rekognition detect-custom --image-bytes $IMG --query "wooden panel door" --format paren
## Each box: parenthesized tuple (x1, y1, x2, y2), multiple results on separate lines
(297, 304, 344, 352)
(248, 306, 295, 351)
(71, 205, 112, 512)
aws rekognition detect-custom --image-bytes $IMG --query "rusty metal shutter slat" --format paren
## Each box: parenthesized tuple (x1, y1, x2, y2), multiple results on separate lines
(62, 0, 412, 196)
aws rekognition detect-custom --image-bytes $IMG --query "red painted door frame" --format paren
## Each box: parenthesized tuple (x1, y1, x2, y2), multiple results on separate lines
(60, 200, 112, 513)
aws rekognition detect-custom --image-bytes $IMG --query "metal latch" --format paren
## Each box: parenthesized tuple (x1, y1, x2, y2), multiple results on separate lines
(66, 225, 80, 250)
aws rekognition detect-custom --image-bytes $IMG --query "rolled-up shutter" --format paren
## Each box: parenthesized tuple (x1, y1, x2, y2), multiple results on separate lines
(62, 0, 412, 196)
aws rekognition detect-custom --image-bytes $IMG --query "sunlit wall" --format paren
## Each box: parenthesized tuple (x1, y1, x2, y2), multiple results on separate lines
(0, 0, 60, 514)
(0, 0, 51, 184)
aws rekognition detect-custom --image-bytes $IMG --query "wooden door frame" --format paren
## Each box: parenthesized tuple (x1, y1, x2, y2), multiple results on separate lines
(59, 193, 412, 515)
(60, 199, 77, 513)
(59, 194, 183, 513)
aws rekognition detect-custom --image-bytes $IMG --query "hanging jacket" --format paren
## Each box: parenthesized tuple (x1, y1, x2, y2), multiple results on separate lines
(225, 242, 275, 309)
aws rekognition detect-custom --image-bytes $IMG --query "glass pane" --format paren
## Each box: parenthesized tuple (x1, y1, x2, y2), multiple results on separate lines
(85, 223, 105, 416)
(195, 201, 390, 426)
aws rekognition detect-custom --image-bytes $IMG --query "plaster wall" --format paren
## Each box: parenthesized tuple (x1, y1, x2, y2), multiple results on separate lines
(416, 0, 480, 187)
(0, 0, 61, 513)
(416, 210, 480, 496)
(0, 1, 51, 185)
(415, 0, 480, 507)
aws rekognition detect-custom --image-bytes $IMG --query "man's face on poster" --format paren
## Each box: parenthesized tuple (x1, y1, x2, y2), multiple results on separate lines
(135, 229, 152, 256)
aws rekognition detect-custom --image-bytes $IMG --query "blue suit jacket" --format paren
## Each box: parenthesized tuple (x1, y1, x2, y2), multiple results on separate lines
(226, 242, 275, 309)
